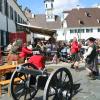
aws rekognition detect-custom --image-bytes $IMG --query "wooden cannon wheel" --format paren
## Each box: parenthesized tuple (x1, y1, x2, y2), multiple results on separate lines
(10, 63, 38, 100)
(43, 67, 73, 100)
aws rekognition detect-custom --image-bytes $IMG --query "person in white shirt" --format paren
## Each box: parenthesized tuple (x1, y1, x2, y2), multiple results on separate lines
(6, 43, 12, 51)
(27, 41, 33, 50)
(83, 37, 99, 79)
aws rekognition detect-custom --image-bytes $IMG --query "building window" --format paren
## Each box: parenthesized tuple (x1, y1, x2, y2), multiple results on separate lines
(0, 0, 2, 12)
(70, 29, 74, 33)
(78, 29, 85, 33)
(78, 29, 81, 33)
(81, 29, 85, 33)
(10, 6, 13, 20)
(4, 0, 9, 16)
(86, 28, 93, 33)
(70, 29, 85, 34)
(22, 20, 24, 24)
(75, 29, 78, 33)
(23, 21, 26, 24)
(3, 31, 7, 46)
(14, 11, 17, 22)
(20, 18, 22, 23)
(0, 30, 8, 46)
(98, 28, 100, 32)
(18, 14, 20, 23)
(0, 30, 1, 45)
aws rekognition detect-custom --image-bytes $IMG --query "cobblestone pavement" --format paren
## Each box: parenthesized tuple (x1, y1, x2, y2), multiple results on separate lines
(0, 62, 100, 100)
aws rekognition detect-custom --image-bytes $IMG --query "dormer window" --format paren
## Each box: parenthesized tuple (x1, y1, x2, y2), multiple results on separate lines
(85, 12, 91, 17)
(97, 19, 100, 23)
(79, 20, 84, 25)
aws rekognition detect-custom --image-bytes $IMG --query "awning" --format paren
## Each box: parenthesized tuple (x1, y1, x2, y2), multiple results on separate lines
(17, 23, 56, 36)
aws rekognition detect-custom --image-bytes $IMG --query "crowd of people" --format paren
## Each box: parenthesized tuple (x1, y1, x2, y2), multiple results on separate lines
(5, 37, 100, 80)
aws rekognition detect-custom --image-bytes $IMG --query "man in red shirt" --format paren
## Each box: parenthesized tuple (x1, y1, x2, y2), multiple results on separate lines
(70, 37, 80, 70)
(19, 43, 32, 61)
(28, 51, 45, 70)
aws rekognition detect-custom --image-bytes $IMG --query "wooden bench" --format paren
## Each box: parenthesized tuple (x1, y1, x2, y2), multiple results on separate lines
(0, 76, 25, 96)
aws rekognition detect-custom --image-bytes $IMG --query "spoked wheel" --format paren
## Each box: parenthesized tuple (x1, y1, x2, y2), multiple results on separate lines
(10, 63, 38, 100)
(43, 67, 73, 100)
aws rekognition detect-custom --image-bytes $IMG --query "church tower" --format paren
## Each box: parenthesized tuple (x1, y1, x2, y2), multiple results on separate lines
(44, 0, 55, 22)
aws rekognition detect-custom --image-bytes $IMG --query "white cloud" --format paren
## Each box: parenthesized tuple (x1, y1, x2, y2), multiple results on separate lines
(53, 0, 80, 14)
(92, 3, 100, 8)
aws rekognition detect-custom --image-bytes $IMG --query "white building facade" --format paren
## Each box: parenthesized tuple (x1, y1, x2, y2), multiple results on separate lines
(0, 0, 28, 46)
(63, 8, 100, 41)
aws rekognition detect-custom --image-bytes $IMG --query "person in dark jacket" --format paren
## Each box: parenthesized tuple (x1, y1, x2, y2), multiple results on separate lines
(83, 37, 99, 79)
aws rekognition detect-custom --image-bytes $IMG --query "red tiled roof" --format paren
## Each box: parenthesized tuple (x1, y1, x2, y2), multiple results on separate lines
(64, 8, 100, 28)
(28, 14, 62, 30)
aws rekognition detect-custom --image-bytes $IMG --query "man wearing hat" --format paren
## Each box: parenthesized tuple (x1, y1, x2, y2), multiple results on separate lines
(83, 37, 99, 79)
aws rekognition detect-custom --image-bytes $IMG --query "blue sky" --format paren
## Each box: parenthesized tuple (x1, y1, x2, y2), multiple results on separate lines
(18, 0, 100, 14)
(18, 0, 44, 13)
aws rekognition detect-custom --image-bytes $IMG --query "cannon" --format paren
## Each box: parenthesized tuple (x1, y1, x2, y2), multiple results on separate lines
(10, 63, 73, 100)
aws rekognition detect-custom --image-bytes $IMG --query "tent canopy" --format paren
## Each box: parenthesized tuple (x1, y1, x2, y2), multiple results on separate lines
(17, 23, 56, 36)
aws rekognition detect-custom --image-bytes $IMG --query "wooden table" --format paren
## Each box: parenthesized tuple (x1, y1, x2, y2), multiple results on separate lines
(0, 63, 23, 95)
(0, 63, 23, 76)
(0, 64, 17, 74)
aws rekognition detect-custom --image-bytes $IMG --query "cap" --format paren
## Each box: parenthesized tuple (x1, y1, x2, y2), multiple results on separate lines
(86, 37, 96, 42)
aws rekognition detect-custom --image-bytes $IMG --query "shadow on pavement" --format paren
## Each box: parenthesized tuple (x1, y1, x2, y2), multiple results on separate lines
(78, 67, 85, 72)
(34, 96, 43, 100)
(72, 83, 81, 97)
(34, 83, 81, 100)
(96, 75, 100, 80)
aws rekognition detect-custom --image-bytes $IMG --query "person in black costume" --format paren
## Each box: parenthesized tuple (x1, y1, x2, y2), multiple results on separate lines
(83, 37, 99, 79)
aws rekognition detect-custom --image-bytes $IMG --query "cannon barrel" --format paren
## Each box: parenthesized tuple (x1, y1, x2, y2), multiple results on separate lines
(16, 65, 43, 76)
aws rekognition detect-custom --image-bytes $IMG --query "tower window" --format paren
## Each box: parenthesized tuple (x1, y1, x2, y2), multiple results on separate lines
(51, 3, 53, 8)
(46, 4, 47, 8)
